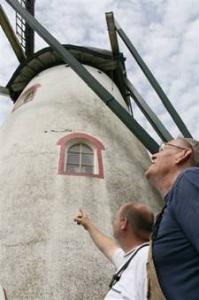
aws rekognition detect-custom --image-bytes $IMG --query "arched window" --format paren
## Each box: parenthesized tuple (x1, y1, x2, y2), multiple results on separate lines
(57, 132, 105, 178)
(66, 143, 94, 174)
(12, 84, 41, 112)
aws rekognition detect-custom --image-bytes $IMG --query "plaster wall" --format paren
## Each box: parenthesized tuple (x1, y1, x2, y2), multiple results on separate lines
(0, 65, 162, 299)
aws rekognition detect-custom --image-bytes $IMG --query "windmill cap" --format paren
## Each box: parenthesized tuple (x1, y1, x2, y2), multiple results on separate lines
(184, 138, 199, 166)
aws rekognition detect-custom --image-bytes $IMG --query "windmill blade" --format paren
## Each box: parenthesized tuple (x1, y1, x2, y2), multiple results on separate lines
(6, 0, 160, 153)
(15, 0, 35, 57)
(0, 4, 26, 62)
(125, 77, 173, 141)
(0, 86, 9, 96)
(112, 13, 192, 138)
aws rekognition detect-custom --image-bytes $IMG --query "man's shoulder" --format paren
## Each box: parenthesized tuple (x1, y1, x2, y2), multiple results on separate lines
(128, 244, 149, 265)
(126, 245, 148, 283)
(167, 167, 199, 209)
(179, 167, 199, 178)
(111, 247, 125, 268)
(176, 167, 199, 187)
(182, 167, 199, 176)
(112, 244, 149, 269)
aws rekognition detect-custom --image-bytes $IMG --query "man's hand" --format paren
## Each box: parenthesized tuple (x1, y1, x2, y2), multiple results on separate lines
(74, 208, 91, 230)
(74, 208, 119, 261)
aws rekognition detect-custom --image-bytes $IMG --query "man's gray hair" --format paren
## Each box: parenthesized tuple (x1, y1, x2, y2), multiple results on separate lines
(184, 138, 199, 167)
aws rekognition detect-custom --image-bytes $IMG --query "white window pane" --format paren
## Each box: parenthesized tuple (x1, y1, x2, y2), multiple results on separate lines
(67, 164, 80, 172)
(81, 144, 93, 154)
(81, 165, 93, 174)
(69, 144, 81, 153)
(66, 142, 94, 175)
(81, 153, 93, 165)
(67, 153, 80, 164)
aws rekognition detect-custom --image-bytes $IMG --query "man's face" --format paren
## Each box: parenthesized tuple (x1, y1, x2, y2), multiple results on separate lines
(145, 139, 187, 181)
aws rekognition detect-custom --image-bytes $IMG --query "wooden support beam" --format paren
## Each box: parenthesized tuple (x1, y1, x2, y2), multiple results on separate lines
(0, 4, 26, 63)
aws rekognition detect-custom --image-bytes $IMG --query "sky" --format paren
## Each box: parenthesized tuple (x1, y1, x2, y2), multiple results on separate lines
(0, 0, 199, 143)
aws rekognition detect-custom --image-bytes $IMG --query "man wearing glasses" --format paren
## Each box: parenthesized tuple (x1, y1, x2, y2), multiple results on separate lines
(145, 137, 199, 300)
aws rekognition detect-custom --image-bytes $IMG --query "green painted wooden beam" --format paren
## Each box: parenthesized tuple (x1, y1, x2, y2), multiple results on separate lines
(114, 16, 192, 138)
(6, 0, 159, 153)
(0, 4, 26, 63)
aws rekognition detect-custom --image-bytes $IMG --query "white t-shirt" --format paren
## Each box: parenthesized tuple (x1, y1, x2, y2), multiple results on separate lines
(104, 244, 149, 300)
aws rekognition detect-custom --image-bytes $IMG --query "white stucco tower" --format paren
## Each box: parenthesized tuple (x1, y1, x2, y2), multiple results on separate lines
(0, 46, 161, 299)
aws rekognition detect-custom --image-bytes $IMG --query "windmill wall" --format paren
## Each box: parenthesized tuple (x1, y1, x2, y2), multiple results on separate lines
(0, 64, 162, 299)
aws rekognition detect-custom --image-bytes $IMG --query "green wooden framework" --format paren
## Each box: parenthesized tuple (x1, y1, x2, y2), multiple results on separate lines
(0, 0, 193, 153)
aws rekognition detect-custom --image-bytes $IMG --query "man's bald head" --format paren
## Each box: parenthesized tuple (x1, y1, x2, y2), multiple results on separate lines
(120, 201, 154, 241)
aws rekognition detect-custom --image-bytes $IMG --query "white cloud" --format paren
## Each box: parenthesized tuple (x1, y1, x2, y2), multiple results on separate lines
(0, 0, 198, 139)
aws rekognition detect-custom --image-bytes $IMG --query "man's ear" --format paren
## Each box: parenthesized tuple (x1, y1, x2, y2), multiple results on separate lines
(175, 148, 192, 165)
(121, 218, 128, 230)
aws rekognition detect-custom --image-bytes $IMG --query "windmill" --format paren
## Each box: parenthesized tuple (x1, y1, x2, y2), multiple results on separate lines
(0, 1, 192, 299)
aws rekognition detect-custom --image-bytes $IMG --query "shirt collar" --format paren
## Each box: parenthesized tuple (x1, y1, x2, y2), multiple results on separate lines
(123, 242, 149, 257)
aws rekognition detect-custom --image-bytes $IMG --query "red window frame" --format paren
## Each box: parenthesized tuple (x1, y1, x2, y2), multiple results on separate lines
(12, 84, 41, 111)
(57, 132, 105, 178)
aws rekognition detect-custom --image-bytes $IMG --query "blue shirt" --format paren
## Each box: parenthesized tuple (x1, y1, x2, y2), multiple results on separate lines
(153, 168, 199, 300)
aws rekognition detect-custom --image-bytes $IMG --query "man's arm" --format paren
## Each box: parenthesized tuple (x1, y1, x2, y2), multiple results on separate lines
(3, 289, 7, 300)
(74, 209, 119, 261)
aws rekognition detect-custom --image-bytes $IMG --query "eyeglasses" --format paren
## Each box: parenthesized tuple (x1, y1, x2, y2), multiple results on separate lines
(159, 143, 188, 152)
